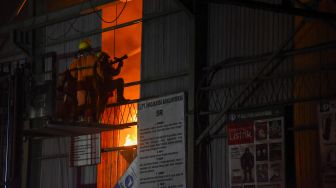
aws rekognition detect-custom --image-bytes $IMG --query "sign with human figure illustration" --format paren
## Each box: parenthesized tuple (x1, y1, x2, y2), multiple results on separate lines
(228, 113, 285, 188)
(319, 101, 336, 188)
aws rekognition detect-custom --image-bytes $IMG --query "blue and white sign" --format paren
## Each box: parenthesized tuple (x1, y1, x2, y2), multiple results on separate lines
(115, 157, 138, 188)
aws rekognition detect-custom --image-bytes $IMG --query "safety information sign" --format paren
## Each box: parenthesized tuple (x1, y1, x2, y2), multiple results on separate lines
(70, 133, 101, 167)
(319, 101, 336, 188)
(137, 92, 186, 188)
(228, 114, 285, 188)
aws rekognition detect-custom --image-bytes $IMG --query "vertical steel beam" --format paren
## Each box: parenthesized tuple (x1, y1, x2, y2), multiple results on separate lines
(187, 18, 196, 188)
(193, 0, 209, 187)
(12, 67, 26, 188)
(187, 1, 197, 187)
(27, 0, 45, 187)
(3, 75, 12, 188)
(284, 106, 296, 188)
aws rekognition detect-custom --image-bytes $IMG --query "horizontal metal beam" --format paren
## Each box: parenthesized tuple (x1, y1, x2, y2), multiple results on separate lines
(202, 66, 336, 92)
(33, 153, 68, 160)
(203, 40, 336, 72)
(206, 94, 336, 120)
(44, 9, 183, 47)
(0, 0, 117, 34)
(124, 71, 189, 88)
(287, 125, 317, 132)
(209, 0, 336, 21)
(33, 145, 137, 160)
(201, 41, 336, 91)
(47, 120, 136, 129)
(23, 121, 137, 137)
(101, 145, 137, 152)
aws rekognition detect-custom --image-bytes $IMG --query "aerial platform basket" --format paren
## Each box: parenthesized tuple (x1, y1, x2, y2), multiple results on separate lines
(24, 99, 138, 137)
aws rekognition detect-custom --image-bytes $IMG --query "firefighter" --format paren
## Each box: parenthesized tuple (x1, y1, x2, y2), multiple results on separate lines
(96, 51, 128, 115)
(69, 39, 99, 122)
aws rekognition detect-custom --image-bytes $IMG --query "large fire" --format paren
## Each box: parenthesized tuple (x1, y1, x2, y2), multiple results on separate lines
(121, 112, 138, 146)
(98, 0, 142, 187)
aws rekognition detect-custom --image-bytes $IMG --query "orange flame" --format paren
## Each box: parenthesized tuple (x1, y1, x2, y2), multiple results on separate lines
(120, 112, 138, 147)
(124, 133, 137, 146)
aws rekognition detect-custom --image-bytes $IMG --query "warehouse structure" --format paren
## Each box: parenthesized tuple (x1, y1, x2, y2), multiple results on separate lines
(0, 0, 336, 187)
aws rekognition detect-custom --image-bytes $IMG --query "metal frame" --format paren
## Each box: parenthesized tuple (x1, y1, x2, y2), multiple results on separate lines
(43, 8, 183, 47)
(196, 18, 309, 145)
(0, 0, 117, 34)
(208, 0, 336, 21)
(196, 38, 336, 144)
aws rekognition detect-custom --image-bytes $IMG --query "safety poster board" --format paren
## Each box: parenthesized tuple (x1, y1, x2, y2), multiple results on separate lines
(70, 133, 101, 167)
(318, 101, 336, 188)
(137, 92, 186, 188)
(228, 110, 285, 188)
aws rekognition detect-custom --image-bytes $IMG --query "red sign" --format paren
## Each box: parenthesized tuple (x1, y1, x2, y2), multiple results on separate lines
(228, 121, 254, 145)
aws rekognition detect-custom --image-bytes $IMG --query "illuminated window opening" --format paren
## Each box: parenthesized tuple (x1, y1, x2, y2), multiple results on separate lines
(97, 0, 142, 187)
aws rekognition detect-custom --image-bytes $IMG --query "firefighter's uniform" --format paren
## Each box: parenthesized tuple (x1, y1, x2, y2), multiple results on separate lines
(96, 52, 127, 102)
(65, 40, 128, 122)
(95, 51, 128, 116)
(69, 40, 100, 121)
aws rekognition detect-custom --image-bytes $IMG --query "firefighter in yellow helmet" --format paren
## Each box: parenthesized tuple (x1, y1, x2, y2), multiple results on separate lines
(68, 39, 100, 122)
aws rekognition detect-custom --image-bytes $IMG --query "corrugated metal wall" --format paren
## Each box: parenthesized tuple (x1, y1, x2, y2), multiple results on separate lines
(207, 1, 293, 187)
(207, 2, 293, 109)
(209, 137, 229, 188)
(36, 12, 101, 188)
(141, 0, 191, 98)
(293, 1, 336, 187)
(39, 138, 76, 188)
(24, 1, 335, 187)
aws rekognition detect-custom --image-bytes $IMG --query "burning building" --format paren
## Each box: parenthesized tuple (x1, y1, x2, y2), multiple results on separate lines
(0, 0, 336, 188)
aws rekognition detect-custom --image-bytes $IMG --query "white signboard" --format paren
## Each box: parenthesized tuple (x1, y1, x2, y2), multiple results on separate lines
(70, 133, 101, 167)
(319, 101, 336, 188)
(137, 93, 186, 188)
(115, 157, 138, 188)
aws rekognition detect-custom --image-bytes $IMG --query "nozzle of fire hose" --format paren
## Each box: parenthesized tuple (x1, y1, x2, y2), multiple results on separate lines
(110, 54, 128, 65)
(114, 54, 128, 62)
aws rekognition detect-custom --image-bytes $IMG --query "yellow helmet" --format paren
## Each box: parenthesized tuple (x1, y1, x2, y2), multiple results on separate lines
(78, 39, 92, 51)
